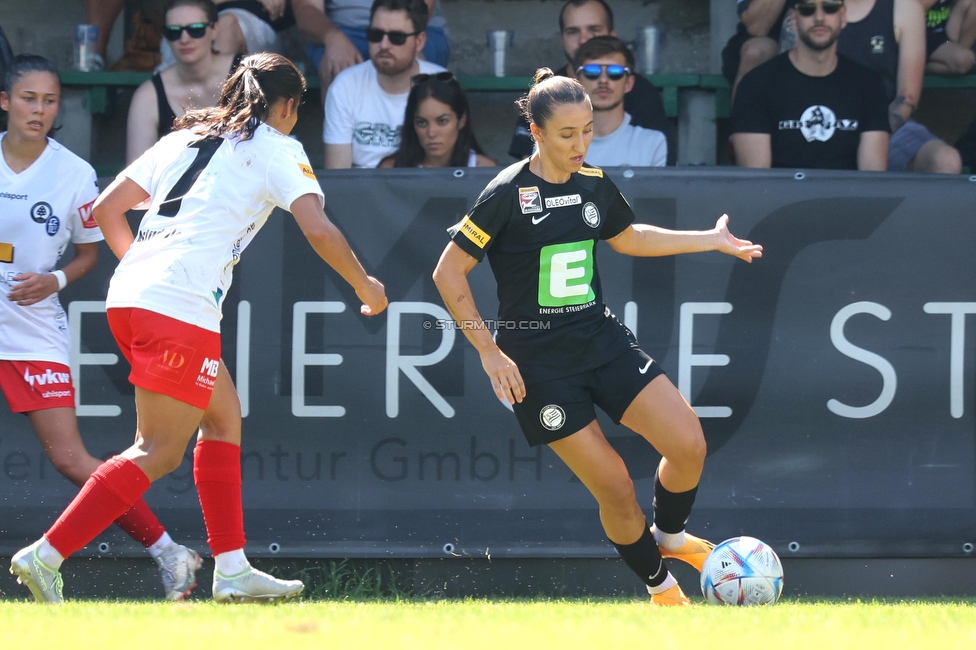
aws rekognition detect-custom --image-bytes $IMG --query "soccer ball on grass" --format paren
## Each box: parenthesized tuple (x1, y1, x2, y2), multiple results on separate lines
(700, 536, 784, 605)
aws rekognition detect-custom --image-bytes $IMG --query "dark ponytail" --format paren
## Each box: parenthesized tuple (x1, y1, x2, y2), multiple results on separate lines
(515, 67, 588, 130)
(174, 52, 306, 141)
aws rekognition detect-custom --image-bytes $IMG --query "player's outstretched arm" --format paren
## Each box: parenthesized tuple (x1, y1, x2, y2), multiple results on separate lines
(290, 193, 387, 315)
(607, 214, 763, 263)
(92, 177, 151, 260)
(433, 242, 525, 405)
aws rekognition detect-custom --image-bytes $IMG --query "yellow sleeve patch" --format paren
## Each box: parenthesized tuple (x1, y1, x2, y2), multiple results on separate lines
(299, 163, 317, 180)
(457, 215, 491, 249)
(577, 166, 604, 178)
(0, 242, 13, 263)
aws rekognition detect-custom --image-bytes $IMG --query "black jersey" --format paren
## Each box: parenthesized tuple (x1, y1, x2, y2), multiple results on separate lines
(449, 160, 635, 384)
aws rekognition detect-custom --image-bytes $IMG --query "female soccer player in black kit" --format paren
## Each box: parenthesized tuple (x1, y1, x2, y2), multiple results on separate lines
(433, 68, 762, 605)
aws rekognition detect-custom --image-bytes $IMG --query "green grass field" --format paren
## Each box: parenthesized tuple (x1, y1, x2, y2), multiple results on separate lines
(2, 599, 975, 650)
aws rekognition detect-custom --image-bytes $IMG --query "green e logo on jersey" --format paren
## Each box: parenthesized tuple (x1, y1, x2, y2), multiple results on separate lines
(538, 241, 596, 307)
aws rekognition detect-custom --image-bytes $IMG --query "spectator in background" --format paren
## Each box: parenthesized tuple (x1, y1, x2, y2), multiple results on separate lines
(126, 0, 239, 163)
(379, 72, 496, 168)
(923, 0, 976, 75)
(508, 0, 675, 165)
(838, 0, 962, 173)
(294, 0, 448, 92)
(575, 36, 667, 167)
(324, 0, 446, 168)
(732, 0, 889, 169)
(721, 0, 797, 100)
(160, 1, 296, 68)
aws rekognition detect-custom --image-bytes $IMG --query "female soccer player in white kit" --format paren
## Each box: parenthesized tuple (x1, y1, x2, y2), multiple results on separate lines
(1, 54, 202, 601)
(10, 52, 388, 603)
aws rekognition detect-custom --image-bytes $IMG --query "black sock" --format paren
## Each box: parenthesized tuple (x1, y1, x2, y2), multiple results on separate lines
(610, 522, 668, 588)
(653, 467, 699, 534)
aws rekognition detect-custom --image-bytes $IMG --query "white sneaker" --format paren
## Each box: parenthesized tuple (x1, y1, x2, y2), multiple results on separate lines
(155, 544, 203, 601)
(10, 542, 64, 604)
(213, 566, 304, 603)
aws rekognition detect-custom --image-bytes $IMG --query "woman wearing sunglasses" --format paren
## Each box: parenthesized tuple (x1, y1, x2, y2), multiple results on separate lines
(433, 68, 761, 606)
(126, 0, 239, 164)
(11, 52, 387, 604)
(379, 72, 496, 168)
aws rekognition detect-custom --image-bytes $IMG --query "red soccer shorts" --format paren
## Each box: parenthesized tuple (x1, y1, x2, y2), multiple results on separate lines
(107, 307, 222, 410)
(0, 360, 75, 413)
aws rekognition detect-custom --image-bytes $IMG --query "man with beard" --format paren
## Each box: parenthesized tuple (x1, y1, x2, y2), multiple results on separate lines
(731, 0, 890, 169)
(574, 36, 667, 167)
(324, 0, 446, 168)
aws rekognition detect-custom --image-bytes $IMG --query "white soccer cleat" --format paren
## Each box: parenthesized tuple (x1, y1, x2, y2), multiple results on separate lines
(155, 544, 203, 601)
(10, 542, 64, 604)
(212, 566, 304, 604)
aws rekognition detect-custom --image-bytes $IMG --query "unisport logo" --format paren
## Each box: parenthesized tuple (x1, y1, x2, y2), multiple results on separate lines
(538, 240, 596, 307)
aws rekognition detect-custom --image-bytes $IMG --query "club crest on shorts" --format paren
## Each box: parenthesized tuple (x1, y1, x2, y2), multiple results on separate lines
(539, 404, 566, 431)
(582, 202, 600, 228)
(518, 186, 542, 214)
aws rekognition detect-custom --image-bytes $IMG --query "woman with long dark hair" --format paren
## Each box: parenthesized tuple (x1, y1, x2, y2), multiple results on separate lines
(1, 54, 203, 601)
(10, 52, 387, 604)
(433, 68, 761, 606)
(380, 72, 496, 168)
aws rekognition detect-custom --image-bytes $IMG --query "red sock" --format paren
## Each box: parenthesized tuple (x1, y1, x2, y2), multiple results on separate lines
(193, 440, 245, 555)
(115, 498, 166, 547)
(46, 456, 151, 558)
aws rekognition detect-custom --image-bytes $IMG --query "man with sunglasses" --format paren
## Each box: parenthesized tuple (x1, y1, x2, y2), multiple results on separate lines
(574, 36, 667, 167)
(732, 0, 891, 170)
(294, 0, 448, 92)
(836, 0, 962, 173)
(507, 0, 675, 165)
(324, 0, 447, 168)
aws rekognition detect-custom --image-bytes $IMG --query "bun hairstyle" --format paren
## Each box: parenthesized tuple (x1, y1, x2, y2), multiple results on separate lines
(515, 67, 589, 130)
(174, 52, 305, 142)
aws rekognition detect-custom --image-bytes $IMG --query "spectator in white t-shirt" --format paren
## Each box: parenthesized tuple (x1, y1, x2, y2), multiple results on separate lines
(574, 36, 667, 167)
(323, 0, 446, 168)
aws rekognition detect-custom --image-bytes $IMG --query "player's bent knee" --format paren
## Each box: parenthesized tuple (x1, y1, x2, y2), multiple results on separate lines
(935, 145, 963, 174)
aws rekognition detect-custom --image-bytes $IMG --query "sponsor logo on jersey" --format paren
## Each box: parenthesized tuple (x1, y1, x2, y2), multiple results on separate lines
(582, 202, 601, 228)
(212, 287, 224, 305)
(0, 192, 28, 201)
(457, 215, 491, 248)
(778, 105, 858, 143)
(0, 242, 13, 263)
(539, 405, 566, 431)
(577, 166, 604, 178)
(518, 186, 543, 214)
(531, 212, 551, 225)
(46, 216, 60, 236)
(30, 201, 53, 224)
(146, 342, 195, 383)
(78, 199, 98, 229)
(538, 240, 596, 307)
(22, 367, 71, 388)
(544, 194, 582, 209)
(299, 163, 317, 180)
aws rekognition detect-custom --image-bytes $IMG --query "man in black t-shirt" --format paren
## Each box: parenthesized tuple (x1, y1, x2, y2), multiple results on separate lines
(732, 0, 890, 169)
(507, 0, 676, 165)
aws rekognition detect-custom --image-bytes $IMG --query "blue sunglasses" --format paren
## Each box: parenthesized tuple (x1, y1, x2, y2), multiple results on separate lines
(576, 64, 631, 80)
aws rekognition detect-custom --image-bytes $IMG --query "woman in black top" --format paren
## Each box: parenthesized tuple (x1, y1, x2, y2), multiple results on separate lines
(433, 68, 762, 606)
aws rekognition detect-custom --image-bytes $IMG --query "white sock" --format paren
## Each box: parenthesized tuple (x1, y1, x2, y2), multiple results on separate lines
(147, 531, 174, 560)
(653, 527, 686, 551)
(646, 572, 678, 595)
(37, 537, 65, 571)
(214, 549, 250, 576)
